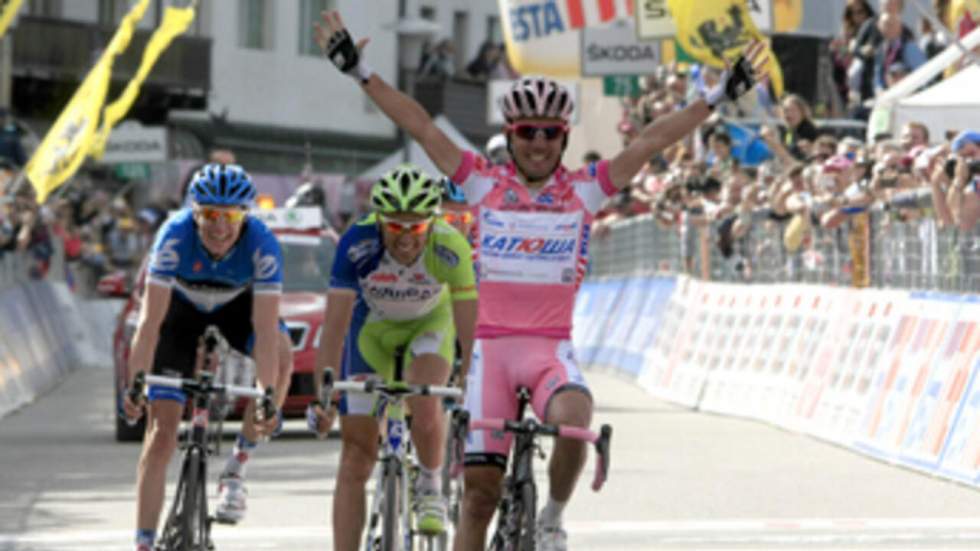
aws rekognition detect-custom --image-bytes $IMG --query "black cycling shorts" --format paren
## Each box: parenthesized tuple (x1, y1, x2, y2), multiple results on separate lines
(152, 290, 254, 379)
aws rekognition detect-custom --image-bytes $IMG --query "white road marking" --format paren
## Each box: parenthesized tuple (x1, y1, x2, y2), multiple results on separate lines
(7, 518, 980, 545)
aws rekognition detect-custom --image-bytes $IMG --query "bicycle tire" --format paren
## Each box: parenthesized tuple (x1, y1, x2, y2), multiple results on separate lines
(516, 482, 536, 551)
(156, 446, 204, 551)
(487, 477, 515, 551)
(181, 447, 206, 550)
(381, 457, 401, 551)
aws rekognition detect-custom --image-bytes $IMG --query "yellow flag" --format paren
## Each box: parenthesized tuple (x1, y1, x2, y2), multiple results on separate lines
(666, 0, 784, 98)
(949, 0, 980, 35)
(91, 6, 196, 160)
(25, 0, 150, 202)
(0, 0, 24, 38)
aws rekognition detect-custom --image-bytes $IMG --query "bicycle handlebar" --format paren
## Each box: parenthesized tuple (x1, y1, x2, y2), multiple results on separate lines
(321, 368, 463, 402)
(469, 418, 613, 491)
(144, 373, 266, 400)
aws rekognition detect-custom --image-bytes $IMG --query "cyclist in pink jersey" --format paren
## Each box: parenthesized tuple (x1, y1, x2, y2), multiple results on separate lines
(315, 11, 768, 550)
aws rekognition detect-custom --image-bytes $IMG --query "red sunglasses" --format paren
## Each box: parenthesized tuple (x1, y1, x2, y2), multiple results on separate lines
(442, 211, 474, 225)
(380, 216, 432, 236)
(507, 123, 568, 141)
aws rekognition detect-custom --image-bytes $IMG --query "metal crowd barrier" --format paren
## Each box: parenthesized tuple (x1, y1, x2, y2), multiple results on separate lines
(588, 208, 980, 294)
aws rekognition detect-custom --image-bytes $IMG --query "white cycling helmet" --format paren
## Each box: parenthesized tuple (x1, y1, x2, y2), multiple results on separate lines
(499, 76, 574, 123)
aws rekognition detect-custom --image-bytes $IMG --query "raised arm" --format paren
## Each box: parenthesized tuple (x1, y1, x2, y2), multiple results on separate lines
(315, 11, 463, 177)
(608, 42, 770, 189)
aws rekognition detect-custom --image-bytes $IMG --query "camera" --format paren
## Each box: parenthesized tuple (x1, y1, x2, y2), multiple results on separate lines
(943, 157, 980, 179)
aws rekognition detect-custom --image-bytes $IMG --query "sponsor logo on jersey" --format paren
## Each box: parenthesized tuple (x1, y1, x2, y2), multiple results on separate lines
(151, 238, 180, 272)
(434, 243, 460, 267)
(537, 193, 554, 205)
(579, 224, 591, 256)
(504, 189, 519, 204)
(480, 235, 576, 256)
(482, 210, 506, 229)
(365, 285, 439, 302)
(192, 260, 203, 273)
(253, 250, 280, 281)
(412, 272, 428, 283)
(370, 272, 398, 283)
(348, 239, 380, 264)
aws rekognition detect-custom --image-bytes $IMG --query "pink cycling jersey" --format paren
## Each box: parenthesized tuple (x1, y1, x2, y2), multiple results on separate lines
(451, 151, 617, 339)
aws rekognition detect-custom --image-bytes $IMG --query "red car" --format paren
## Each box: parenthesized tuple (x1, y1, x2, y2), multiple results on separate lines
(106, 207, 337, 441)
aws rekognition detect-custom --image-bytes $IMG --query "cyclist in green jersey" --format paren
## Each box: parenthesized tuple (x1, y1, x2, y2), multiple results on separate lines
(308, 165, 477, 551)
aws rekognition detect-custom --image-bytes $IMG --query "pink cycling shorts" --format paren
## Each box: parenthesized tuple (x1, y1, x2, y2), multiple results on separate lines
(463, 336, 590, 468)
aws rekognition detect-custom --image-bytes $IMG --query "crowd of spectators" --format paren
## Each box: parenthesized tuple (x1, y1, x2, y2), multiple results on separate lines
(593, 0, 980, 282)
(0, 169, 170, 295)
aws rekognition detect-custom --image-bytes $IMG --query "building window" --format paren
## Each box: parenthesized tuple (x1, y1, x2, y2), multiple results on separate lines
(420, 6, 436, 21)
(97, 0, 126, 26)
(487, 15, 501, 44)
(28, 0, 61, 17)
(453, 11, 468, 74)
(239, 0, 273, 50)
(299, 0, 333, 56)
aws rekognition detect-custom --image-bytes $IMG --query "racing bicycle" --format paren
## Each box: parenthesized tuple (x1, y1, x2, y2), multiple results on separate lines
(321, 368, 463, 551)
(464, 386, 612, 551)
(128, 326, 275, 551)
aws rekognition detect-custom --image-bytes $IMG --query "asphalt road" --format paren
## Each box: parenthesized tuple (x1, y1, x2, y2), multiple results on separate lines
(3, 365, 980, 550)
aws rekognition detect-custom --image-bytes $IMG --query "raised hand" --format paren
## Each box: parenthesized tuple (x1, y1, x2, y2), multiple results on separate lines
(314, 10, 372, 83)
(706, 40, 771, 108)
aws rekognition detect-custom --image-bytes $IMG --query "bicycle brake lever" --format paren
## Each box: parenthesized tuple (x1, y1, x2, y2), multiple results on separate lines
(121, 372, 146, 426)
(591, 424, 612, 492)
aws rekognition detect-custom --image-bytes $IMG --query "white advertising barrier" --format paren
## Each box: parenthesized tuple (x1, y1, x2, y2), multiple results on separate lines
(806, 290, 905, 444)
(638, 276, 711, 407)
(936, 298, 980, 484)
(0, 283, 70, 419)
(853, 293, 979, 477)
(616, 278, 676, 377)
(698, 287, 755, 415)
(575, 274, 980, 487)
(0, 276, 121, 419)
(593, 277, 645, 370)
(572, 278, 626, 367)
(853, 296, 960, 458)
(635, 279, 692, 401)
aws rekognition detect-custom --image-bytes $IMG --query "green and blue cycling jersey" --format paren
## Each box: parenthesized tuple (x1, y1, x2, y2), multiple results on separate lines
(330, 214, 476, 413)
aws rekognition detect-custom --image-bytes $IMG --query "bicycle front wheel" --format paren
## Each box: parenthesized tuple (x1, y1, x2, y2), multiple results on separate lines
(380, 457, 402, 551)
(181, 447, 209, 551)
(516, 482, 536, 551)
(158, 446, 207, 551)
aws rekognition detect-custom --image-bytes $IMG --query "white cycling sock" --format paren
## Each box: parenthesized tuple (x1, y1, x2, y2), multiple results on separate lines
(539, 497, 567, 528)
(417, 465, 442, 495)
(222, 434, 257, 478)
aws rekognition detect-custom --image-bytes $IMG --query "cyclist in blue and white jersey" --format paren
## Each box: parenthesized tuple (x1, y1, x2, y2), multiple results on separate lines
(122, 164, 283, 551)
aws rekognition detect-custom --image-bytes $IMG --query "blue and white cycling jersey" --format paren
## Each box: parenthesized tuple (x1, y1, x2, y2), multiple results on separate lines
(147, 209, 283, 312)
(330, 214, 476, 324)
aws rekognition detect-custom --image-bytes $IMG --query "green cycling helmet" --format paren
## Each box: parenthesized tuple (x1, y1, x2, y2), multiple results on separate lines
(371, 164, 441, 216)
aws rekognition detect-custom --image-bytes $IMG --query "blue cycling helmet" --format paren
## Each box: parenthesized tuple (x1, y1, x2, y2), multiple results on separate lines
(440, 177, 466, 204)
(188, 163, 256, 207)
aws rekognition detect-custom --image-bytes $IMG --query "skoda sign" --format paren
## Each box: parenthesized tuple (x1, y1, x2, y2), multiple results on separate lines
(102, 122, 167, 164)
(581, 22, 661, 77)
